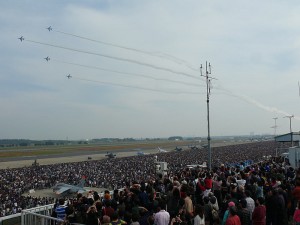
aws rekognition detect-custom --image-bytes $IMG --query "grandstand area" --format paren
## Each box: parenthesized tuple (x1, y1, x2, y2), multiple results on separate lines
(0, 140, 295, 225)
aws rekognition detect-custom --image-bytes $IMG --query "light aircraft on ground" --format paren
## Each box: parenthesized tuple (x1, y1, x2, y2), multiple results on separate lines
(52, 178, 86, 195)
(136, 151, 149, 156)
(188, 145, 199, 150)
(47, 26, 52, 31)
(157, 147, 168, 153)
(174, 146, 183, 151)
(66, 74, 72, 79)
(105, 152, 116, 158)
(44, 56, 50, 61)
(18, 36, 24, 42)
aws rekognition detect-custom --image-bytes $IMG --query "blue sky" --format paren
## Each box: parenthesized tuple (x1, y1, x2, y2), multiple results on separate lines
(1, 0, 300, 140)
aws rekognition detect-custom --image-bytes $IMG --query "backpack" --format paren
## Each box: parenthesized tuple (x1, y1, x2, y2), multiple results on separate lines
(211, 207, 219, 221)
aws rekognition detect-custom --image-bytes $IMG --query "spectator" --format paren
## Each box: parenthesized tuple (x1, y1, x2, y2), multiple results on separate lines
(252, 197, 266, 225)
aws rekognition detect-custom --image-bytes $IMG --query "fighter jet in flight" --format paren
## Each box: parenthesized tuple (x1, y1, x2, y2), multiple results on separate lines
(66, 74, 72, 79)
(44, 56, 50, 61)
(18, 36, 24, 42)
(47, 26, 52, 31)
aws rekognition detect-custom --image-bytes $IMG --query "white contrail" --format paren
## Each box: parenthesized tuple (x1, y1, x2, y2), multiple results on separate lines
(26, 39, 201, 80)
(53, 29, 199, 72)
(216, 84, 300, 120)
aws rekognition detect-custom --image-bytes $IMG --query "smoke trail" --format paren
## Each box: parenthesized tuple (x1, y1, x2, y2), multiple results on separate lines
(52, 58, 206, 88)
(71, 76, 203, 95)
(216, 84, 300, 120)
(54, 29, 198, 72)
(26, 39, 200, 80)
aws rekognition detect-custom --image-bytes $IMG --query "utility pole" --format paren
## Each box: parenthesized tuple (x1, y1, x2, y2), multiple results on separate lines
(283, 115, 294, 133)
(200, 62, 217, 171)
(271, 117, 278, 136)
(283, 115, 294, 147)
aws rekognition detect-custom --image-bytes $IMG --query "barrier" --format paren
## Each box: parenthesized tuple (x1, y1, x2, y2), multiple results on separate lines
(0, 187, 125, 225)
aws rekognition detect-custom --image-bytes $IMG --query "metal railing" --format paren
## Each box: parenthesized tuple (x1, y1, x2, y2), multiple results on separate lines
(0, 204, 55, 225)
(21, 204, 56, 225)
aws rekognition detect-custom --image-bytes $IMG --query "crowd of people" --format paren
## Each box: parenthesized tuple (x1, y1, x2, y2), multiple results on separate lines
(0, 140, 297, 225)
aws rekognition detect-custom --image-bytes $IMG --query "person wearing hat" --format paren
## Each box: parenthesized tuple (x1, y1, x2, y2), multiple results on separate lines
(221, 202, 235, 225)
(225, 206, 241, 225)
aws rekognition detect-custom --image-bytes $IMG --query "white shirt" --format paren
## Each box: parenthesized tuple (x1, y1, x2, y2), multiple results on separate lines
(194, 215, 205, 225)
(154, 210, 170, 225)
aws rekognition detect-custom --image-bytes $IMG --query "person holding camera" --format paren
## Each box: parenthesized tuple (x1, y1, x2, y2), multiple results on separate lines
(86, 205, 100, 225)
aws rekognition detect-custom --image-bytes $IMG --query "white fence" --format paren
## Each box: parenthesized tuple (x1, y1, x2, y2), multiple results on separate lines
(0, 204, 55, 225)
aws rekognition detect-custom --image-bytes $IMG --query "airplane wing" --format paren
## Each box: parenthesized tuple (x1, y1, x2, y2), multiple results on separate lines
(77, 189, 86, 194)
(55, 186, 70, 195)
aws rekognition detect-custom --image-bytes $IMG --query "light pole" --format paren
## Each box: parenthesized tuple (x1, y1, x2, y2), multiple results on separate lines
(283, 115, 294, 147)
(283, 115, 294, 133)
(272, 117, 278, 136)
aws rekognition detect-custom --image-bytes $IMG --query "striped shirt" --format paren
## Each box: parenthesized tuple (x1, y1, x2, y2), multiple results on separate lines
(55, 205, 66, 220)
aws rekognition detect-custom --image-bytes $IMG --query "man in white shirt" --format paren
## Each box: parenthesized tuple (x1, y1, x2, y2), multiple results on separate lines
(245, 190, 255, 216)
(154, 201, 170, 225)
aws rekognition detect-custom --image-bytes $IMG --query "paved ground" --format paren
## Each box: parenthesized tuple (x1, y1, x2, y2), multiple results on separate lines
(0, 150, 146, 169)
(22, 187, 108, 198)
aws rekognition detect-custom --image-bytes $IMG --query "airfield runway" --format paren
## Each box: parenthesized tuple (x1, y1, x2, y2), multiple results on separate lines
(0, 141, 242, 169)
(0, 150, 152, 169)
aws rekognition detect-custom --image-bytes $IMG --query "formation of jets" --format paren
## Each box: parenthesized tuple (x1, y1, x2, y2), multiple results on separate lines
(66, 74, 72, 79)
(105, 152, 116, 158)
(47, 26, 52, 32)
(18, 36, 24, 42)
(44, 56, 50, 61)
(52, 178, 86, 195)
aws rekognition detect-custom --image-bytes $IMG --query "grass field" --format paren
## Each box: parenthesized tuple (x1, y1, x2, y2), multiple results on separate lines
(0, 140, 199, 158)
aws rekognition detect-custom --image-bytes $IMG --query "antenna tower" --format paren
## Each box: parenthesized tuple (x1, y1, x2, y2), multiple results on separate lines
(200, 61, 217, 171)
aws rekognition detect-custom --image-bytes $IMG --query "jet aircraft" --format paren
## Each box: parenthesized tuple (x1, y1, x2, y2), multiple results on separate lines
(157, 147, 168, 153)
(189, 145, 199, 150)
(47, 26, 52, 31)
(136, 151, 149, 156)
(18, 36, 24, 42)
(105, 152, 116, 158)
(174, 146, 183, 151)
(44, 56, 50, 61)
(66, 74, 72, 79)
(52, 178, 86, 195)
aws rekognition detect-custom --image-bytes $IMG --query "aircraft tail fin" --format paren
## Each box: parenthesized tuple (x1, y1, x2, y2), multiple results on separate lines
(77, 176, 86, 188)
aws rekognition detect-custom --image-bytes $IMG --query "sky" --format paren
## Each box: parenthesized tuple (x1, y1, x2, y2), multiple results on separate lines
(0, 1, 300, 140)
